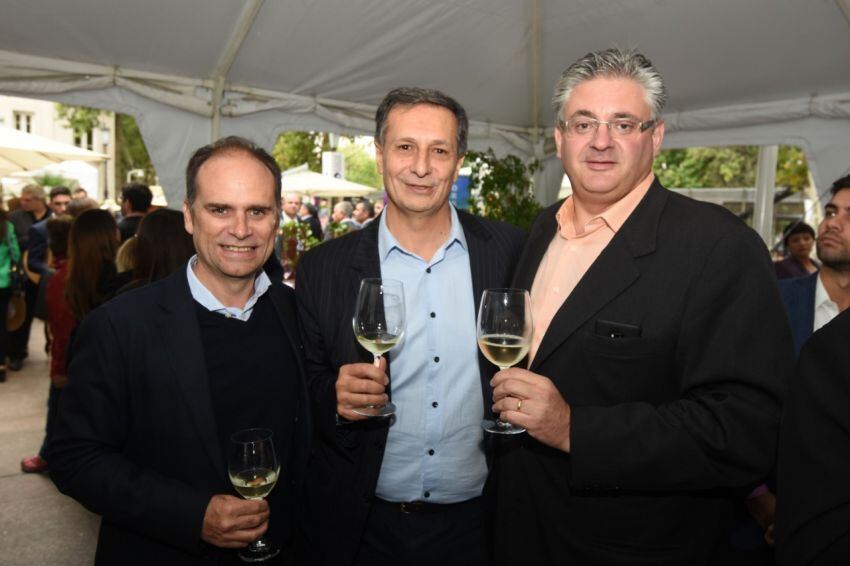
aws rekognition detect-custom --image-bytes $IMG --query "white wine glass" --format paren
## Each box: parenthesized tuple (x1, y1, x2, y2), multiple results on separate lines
(228, 428, 281, 562)
(352, 277, 405, 418)
(478, 288, 532, 435)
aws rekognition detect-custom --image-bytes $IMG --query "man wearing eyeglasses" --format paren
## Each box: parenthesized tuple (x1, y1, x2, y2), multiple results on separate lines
(491, 48, 792, 565)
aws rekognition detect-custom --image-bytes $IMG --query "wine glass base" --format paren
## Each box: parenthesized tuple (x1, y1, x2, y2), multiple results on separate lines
(352, 402, 396, 418)
(482, 419, 526, 435)
(238, 540, 280, 562)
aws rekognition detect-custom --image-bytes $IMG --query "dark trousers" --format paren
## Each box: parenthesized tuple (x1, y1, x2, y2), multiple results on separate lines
(39, 385, 62, 460)
(9, 279, 37, 360)
(0, 287, 10, 362)
(354, 497, 486, 566)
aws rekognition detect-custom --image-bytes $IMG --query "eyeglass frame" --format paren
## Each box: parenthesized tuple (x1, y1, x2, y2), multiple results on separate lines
(557, 114, 658, 138)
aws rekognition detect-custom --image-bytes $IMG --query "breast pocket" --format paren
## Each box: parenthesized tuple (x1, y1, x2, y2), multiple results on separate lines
(580, 330, 669, 402)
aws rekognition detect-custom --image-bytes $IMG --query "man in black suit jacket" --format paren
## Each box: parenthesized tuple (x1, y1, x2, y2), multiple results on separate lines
(50, 137, 310, 565)
(491, 48, 792, 565)
(775, 308, 850, 564)
(296, 88, 525, 566)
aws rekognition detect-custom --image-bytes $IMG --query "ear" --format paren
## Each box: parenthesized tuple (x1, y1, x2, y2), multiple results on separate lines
(182, 200, 195, 235)
(651, 120, 665, 157)
(454, 155, 465, 179)
(554, 124, 564, 156)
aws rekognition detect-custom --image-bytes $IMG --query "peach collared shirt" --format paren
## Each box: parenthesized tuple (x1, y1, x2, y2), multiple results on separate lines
(528, 175, 654, 364)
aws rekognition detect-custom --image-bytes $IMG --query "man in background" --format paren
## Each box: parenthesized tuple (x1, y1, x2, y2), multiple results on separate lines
(117, 182, 152, 241)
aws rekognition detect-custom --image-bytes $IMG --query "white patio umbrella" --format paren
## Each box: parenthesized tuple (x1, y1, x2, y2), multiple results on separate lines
(281, 167, 377, 198)
(0, 124, 107, 175)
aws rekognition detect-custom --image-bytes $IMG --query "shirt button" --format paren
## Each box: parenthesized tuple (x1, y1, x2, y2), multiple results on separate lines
(430, 312, 436, 318)
(424, 491, 431, 498)
(433, 356, 440, 363)
(432, 401, 438, 408)
(426, 267, 431, 274)
(427, 449, 435, 456)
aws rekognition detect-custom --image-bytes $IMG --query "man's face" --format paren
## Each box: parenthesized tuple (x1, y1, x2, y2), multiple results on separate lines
(817, 187, 850, 269)
(19, 192, 41, 212)
(282, 194, 301, 218)
(554, 77, 664, 210)
(376, 103, 463, 218)
(183, 151, 279, 286)
(353, 202, 369, 224)
(786, 232, 814, 261)
(50, 194, 71, 215)
(374, 200, 384, 215)
(331, 206, 345, 223)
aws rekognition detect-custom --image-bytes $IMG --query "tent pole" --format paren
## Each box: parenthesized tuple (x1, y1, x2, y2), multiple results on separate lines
(208, 0, 265, 141)
(753, 145, 778, 246)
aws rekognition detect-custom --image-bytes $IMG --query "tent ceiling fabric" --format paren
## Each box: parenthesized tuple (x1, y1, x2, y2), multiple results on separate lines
(1, 0, 849, 206)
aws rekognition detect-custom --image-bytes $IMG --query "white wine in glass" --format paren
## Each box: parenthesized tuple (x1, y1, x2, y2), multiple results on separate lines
(228, 428, 281, 563)
(478, 288, 532, 435)
(352, 278, 405, 418)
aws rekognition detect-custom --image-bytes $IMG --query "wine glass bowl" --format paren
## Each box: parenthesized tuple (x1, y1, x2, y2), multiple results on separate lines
(352, 278, 405, 418)
(228, 428, 280, 562)
(478, 288, 532, 435)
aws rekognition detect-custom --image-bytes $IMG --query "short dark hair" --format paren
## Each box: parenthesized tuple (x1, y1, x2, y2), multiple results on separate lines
(121, 183, 153, 213)
(374, 87, 469, 156)
(829, 174, 850, 197)
(782, 221, 816, 247)
(185, 136, 281, 211)
(355, 198, 375, 218)
(49, 186, 72, 200)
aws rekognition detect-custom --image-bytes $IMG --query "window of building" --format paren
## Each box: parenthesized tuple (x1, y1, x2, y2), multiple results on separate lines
(13, 111, 33, 133)
(73, 127, 94, 151)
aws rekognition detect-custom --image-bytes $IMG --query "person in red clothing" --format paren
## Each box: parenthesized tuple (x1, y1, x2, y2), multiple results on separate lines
(21, 210, 119, 474)
(20, 215, 72, 473)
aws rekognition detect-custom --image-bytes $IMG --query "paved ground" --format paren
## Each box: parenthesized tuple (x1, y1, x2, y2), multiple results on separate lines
(0, 320, 99, 565)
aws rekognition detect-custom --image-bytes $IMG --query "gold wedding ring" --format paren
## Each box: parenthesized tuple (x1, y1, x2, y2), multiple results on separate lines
(516, 398, 522, 412)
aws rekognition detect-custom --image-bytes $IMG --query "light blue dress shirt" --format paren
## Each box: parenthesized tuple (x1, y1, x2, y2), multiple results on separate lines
(185, 255, 271, 321)
(374, 206, 487, 504)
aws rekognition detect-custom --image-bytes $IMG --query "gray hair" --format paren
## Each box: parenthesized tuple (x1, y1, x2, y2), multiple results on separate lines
(552, 47, 667, 123)
(334, 201, 354, 218)
(374, 87, 469, 156)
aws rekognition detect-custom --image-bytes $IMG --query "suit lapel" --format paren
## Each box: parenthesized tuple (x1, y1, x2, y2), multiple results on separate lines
(349, 221, 384, 368)
(513, 205, 560, 292)
(529, 181, 666, 371)
(156, 271, 224, 474)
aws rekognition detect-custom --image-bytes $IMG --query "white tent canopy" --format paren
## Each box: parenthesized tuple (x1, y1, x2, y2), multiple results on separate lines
(282, 166, 377, 198)
(0, 124, 106, 175)
(1, 0, 849, 208)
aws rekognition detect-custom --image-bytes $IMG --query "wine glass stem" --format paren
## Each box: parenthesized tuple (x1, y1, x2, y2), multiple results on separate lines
(373, 354, 382, 367)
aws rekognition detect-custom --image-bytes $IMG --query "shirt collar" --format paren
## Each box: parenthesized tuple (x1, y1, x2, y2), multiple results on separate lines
(377, 204, 467, 262)
(556, 173, 654, 239)
(185, 255, 271, 321)
(815, 272, 839, 311)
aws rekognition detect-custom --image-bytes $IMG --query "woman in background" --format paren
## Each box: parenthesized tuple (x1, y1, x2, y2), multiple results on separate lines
(0, 207, 21, 382)
(118, 208, 194, 294)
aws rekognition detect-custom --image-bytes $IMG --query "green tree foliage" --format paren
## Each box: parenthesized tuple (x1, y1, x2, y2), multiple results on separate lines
(466, 148, 540, 231)
(115, 113, 156, 186)
(32, 172, 78, 189)
(340, 142, 382, 189)
(273, 131, 326, 171)
(654, 145, 809, 193)
(56, 104, 101, 133)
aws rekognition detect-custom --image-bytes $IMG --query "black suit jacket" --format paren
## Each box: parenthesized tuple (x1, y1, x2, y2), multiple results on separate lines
(495, 180, 793, 565)
(778, 272, 818, 358)
(776, 308, 850, 565)
(295, 209, 525, 566)
(50, 269, 311, 565)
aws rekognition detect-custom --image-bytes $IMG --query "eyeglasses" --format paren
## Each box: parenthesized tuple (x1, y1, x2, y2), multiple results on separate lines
(558, 116, 657, 138)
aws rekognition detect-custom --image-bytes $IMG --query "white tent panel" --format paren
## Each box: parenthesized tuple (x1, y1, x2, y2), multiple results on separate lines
(0, 0, 848, 206)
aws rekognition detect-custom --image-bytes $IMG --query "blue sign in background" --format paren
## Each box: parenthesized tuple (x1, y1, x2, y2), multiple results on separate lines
(451, 175, 471, 209)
